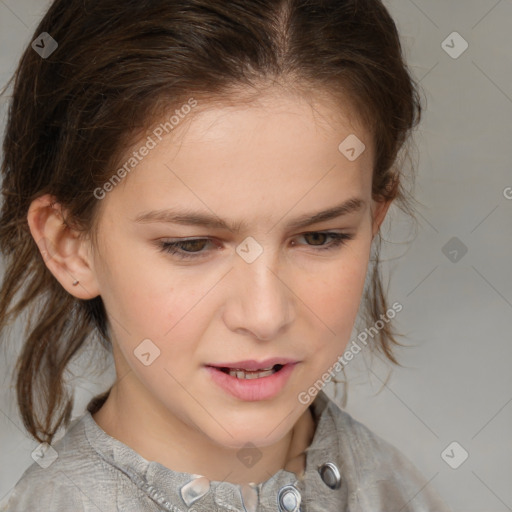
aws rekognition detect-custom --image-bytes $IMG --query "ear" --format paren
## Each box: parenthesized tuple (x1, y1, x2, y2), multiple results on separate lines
(27, 194, 101, 299)
(371, 199, 393, 238)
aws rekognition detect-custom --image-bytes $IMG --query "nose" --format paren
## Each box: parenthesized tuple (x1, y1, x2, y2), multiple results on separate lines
(223, 243, 295, 341)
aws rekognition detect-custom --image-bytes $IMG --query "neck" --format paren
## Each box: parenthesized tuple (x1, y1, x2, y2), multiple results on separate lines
(91, 374, 316, 485)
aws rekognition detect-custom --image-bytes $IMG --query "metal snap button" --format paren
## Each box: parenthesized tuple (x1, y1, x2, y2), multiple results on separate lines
(277, 484, 301, 512)
(318, 462, 341, 490)
(180, 475, 210, 506)
(240, 483, 258, 512)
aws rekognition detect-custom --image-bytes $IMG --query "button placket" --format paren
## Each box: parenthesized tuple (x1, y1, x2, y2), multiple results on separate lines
(214, 481, 252, 512)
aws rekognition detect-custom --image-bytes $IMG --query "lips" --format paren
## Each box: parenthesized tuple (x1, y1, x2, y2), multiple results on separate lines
(206, 357, 298, 372)
(205, 361, 298, 401)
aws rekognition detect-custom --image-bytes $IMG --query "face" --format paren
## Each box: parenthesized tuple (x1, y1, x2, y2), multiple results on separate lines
(86, 88, 388, 449)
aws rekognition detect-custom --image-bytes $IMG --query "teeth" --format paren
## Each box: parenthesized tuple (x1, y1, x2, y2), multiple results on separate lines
(228, 367, 277, 379)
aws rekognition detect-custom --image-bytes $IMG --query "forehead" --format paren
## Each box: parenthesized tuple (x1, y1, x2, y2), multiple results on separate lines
(170, 87, 369, 150)
(101, 88, 374, 227)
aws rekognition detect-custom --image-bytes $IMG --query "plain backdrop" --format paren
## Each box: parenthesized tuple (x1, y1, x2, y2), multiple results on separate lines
(0, 1, 511, 511)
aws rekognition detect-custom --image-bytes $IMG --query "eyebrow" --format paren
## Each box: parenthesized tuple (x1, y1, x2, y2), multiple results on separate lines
(133, 197, 366, 233)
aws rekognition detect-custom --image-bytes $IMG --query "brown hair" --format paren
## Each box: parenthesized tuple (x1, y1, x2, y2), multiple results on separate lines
(0, 0, 423, 444)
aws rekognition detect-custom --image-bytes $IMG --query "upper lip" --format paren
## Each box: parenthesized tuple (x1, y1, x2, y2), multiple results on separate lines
(207, 358, 298, 371)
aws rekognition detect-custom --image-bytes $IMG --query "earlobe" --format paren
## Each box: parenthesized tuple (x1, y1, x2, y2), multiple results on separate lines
(27, 194, 101, 299)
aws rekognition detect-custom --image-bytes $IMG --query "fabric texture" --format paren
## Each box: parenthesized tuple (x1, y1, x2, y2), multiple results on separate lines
(1, 390, 451, 511)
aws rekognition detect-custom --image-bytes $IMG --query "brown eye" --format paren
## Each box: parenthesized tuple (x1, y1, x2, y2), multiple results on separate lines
(159, 238, 213, 259)
(303, 232, 329, 246)
(295, 232, 353, 251)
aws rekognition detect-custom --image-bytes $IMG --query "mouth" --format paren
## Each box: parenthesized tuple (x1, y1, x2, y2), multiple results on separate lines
(214, 364, 284, 380)
(205, 357, 298, 380)
(205, 361, 298, 401)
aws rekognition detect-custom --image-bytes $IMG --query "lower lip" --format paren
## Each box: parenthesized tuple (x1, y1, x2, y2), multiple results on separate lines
(205, 363, 297, 401)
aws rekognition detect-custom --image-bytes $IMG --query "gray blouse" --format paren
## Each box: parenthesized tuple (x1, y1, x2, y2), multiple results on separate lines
(1, 390, 451, 511)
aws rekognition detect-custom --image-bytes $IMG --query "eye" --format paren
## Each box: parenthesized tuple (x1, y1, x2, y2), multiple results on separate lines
(295, 232, 353, 251)
(158, 238, 214, 259)
(157, 232, 354, 260)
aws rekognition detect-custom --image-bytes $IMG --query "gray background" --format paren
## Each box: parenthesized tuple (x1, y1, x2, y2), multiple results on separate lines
(0, 1, 511, 511)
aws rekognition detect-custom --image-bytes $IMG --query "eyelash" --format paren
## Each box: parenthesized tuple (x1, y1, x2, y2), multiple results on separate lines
(157, 232, 354, 260)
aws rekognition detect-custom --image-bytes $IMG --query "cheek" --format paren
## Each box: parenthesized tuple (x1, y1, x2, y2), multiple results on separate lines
(95, 232, 183, 328)
(114, 274, 207, 345)
(294, 241, 372, 376)
(301, 245, 370, 325)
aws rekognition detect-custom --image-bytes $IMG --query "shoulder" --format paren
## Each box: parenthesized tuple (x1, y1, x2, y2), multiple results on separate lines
(313, 392, 452, 512)
(1, 414, 119, 511)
